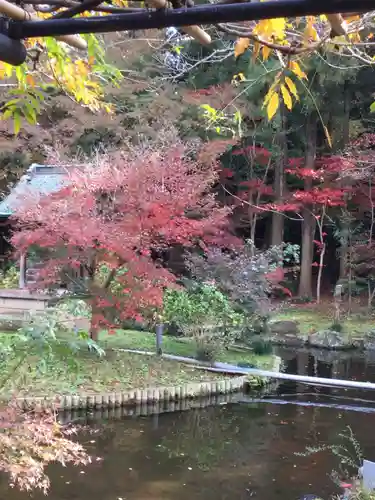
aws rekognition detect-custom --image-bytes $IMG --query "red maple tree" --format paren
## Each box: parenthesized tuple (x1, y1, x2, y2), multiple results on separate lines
(11, 144, 237, 339)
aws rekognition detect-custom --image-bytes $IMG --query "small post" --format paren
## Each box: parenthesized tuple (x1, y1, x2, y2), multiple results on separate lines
(155, 323, 164, 355)
(152, 413, 159, 430)
(19, 252, 26, 289)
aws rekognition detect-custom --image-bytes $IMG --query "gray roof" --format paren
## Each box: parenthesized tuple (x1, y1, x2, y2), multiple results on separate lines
(0, 164, 69, 217)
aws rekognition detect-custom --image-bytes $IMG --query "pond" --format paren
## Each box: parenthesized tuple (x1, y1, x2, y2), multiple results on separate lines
(3, 347, 375, 500)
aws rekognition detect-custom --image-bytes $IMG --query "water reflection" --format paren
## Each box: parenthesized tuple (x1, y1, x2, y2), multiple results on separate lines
(1, 348, 375, 500)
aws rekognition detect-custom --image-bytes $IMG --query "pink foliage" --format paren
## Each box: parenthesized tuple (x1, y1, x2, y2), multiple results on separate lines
(0, 402, 90, 493)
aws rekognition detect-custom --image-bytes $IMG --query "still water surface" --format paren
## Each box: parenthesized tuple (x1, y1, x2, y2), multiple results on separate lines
(3, 347, 375, 500)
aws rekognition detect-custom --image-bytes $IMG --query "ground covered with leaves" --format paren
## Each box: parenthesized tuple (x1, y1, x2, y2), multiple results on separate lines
(0, 330, 275, 397)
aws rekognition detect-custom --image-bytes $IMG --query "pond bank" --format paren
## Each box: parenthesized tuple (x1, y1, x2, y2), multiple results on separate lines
(4, 346, 375, 500)
(268, 307, 375, 351)
(1, 331, 279, 411)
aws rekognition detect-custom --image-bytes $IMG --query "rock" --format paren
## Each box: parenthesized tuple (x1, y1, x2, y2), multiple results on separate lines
(307, 330, 353, 350)
(361, 330, 375, 351)
(269, 320, 299, 335)
(269, 334, 305, 348)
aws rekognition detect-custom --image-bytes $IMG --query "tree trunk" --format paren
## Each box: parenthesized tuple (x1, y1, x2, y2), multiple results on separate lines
(271, 105, 287, 247)
(89, 298, 100, 341)
(339, 81, 351, 278)
(299, 209, 315, 297)
(316, 243, 326, 305)
(341, 80, 351, 149)
(298, 114, 317, 298)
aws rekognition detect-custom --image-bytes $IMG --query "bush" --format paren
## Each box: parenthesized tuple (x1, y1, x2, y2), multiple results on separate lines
(0, 266, 19, 289)
(250, 338, 273, 355)
(195, 341, 219, 362)
(163, 283, 243, 348)
(121, 319, 149, 332)
(246, 314, 270, 335)
(186, 240, 299, 319)
(164, 321, 183, 337)
(329, 322, 344, 333)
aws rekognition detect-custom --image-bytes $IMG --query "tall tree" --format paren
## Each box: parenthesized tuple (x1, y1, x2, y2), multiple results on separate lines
(271, 105, 288, 247)
(298, 112, 317, 297)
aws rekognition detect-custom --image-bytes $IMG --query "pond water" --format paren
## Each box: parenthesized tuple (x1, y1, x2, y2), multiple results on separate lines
(3, 347, 375, 500)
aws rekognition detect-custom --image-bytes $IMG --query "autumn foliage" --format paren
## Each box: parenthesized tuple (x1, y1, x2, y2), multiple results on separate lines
(0, 403, 89, 492)
(11, 142, 236, 336)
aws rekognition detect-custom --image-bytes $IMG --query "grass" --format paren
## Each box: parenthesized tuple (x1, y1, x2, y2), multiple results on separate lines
(3, 349, 226, 397)
(99, 329, 276, 369)
(0, 330, 276, 397)
(271, 306, 375, 339)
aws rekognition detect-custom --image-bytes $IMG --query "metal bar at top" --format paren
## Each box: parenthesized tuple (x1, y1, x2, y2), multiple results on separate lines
(7, 0, 375, 39)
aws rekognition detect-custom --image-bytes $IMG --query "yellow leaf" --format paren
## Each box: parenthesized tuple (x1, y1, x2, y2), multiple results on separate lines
(26, 74, 35, 87)
(234, 38, 250, 58)
(254, 18, 286, 41)
(323, 125, 332, 148)
(289, 61, 308, 80)
(232, 72, 246, 85)
(263, 80, 278, 106)
(284, 76, 299, 101)
(348, 32, 361, 43)
(253, 41, 261, 61)
(270, 17, 286, 40)
(262, 45, 272, 61)
(266, 92, 279, 120)
(305, 16, 318, 41)
(280, 84, 292, 110)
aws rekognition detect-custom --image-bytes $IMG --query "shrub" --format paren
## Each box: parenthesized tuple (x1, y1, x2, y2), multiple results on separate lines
(329, 322, 344, 333)
(163, 283, 244, 349)
(251, 338, 273, 355)
(0, 265, 19, 289)
(195, 341, 219, 362)
(186, 240, 298, 322)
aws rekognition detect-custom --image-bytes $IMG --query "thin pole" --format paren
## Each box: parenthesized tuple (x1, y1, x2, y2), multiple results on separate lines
(111, 347, 375, 392)
(8, 0, 375, 39)
(194, 365, 375, 391)
(19, 252, 26, 289)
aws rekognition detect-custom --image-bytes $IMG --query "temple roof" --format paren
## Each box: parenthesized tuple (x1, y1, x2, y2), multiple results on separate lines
(0, 164, 68, 217)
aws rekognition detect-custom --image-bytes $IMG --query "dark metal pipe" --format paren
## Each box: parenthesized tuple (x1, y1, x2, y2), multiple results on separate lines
(7, 0, 375, 39)
(0, 33, 26, 65)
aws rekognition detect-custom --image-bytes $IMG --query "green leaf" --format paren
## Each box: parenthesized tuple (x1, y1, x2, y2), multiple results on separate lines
(13, 112, 21, 135)
(2, 109, 14, 120)
(22, 105, 37, 125)
(370, 101, 375, 113)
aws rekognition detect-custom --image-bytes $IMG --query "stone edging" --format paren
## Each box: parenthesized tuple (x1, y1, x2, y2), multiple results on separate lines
(12, 375, 248, 411)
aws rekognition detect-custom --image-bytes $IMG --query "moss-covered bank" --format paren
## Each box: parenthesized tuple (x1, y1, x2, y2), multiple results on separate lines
(268, 306, 375, 350)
